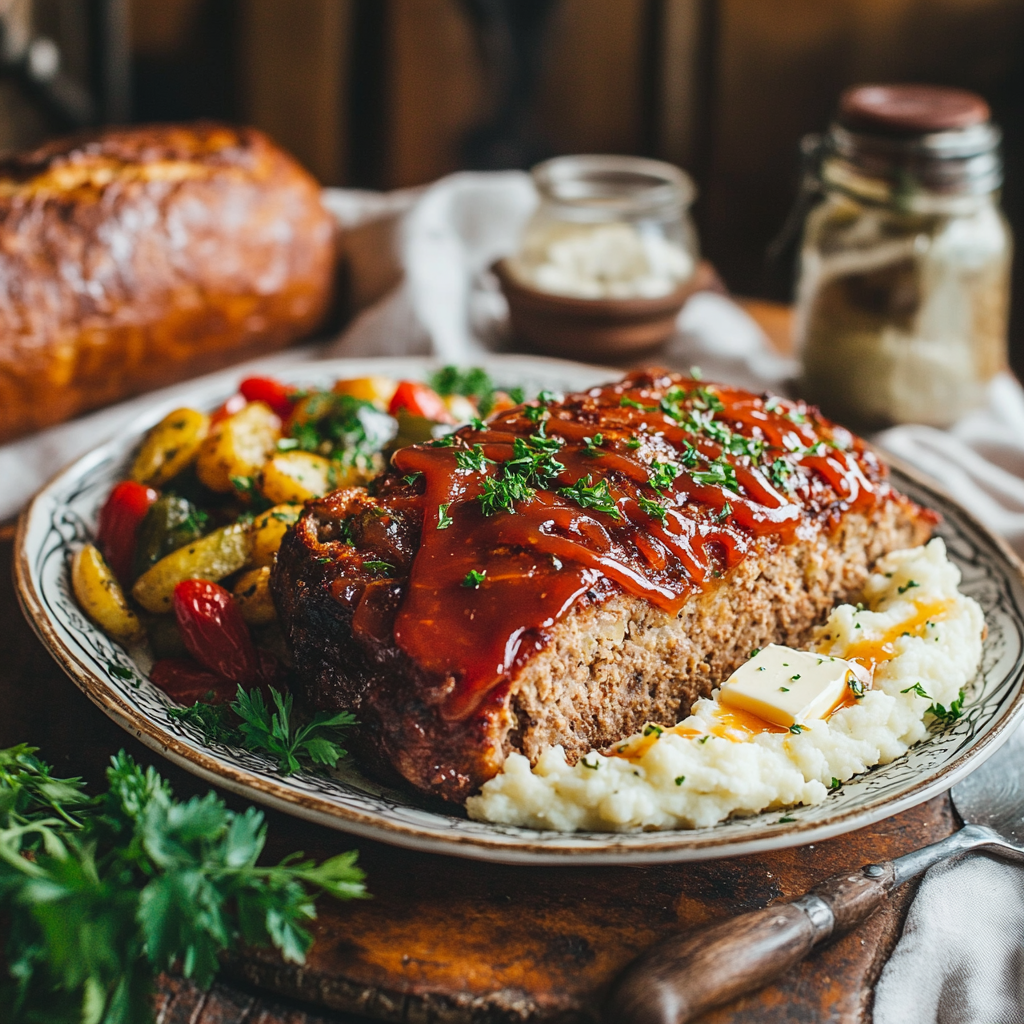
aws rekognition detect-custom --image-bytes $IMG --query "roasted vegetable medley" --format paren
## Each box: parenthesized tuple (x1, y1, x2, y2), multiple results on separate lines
(73, 367, 518, 738)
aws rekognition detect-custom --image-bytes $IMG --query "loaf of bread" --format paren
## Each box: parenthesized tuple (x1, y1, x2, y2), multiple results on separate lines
(0, 122, 335, 443)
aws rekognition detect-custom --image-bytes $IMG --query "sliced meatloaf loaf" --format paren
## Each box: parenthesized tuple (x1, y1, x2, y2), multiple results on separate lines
(272, 370, 934, 802)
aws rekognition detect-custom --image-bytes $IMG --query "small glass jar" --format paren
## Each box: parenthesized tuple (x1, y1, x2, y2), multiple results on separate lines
(506, 154, 699, 300)
(795, 85, 1012, 430)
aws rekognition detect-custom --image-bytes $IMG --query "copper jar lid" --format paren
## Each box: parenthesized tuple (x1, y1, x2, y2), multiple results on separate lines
(839, 84, 990, 136)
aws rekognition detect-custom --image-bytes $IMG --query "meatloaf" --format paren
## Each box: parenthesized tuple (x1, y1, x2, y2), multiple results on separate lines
(0, 122, 334, 443)
(272, 370, 934, 802)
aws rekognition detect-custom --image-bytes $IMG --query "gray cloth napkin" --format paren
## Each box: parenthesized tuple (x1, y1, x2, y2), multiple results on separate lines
(2, 171, 1021, 1020)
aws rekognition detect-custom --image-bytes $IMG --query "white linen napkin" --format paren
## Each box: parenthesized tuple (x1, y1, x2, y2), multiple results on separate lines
(2, 170, 1021, 1020)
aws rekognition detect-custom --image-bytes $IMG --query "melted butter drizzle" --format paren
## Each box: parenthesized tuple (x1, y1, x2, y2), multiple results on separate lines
(387, 370, 889, 722)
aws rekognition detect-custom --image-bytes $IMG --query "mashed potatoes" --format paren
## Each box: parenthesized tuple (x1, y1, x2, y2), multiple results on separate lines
(466, 539, 984, 832)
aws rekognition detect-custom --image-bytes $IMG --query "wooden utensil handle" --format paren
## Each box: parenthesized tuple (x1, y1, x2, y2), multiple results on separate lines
(607, 861, 896, 1024)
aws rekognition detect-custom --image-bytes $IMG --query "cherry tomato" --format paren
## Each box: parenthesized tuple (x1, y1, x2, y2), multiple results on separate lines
(210, 392, 247, 424)
(151, 658, 237, 705)
(172, 579, 260, 686)
(97, 480, 158, 583)
(239, 376, 298, 420)
(388, 381, 455, 423)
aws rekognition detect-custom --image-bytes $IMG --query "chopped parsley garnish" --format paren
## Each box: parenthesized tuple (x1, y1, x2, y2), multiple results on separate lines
(620, 396, 657, 412)
(699, 735, 710, 744)
(830, 777, 842, 791)
(780, 687, 790, 692)
(716, 502, 732, 521)
(107, 663, 136, 683)
(637, 493, 668, 522)
(469, 416, 487, 431)
(626, 438, 642, 450)
(537, 389, 559, 405)
(581, 757, 599, 770)
(558, 475, 620, 518)
(477, 431, 565, 516)
(679, 441, 700, 468)
(750, 648, 761, 658)
(643, 724, 664, 737)
(456, 444, 494, 473)
(897, 580, 920, 594)
(675, 775, 686, 786)
(788, 723, 805, 734)
(690, 456, 739, 492)
(479, 473, 536, 516)
(429, 434, 456, 448)
(788, 409, 808, 425)
(648, 460, 680, 493)
(769, 458, 793, 491)
(361, 560, 394, 574)
(582, 433, 605, 456)
(524, 404, 548, 424)
(403, 472, 423, 487)
(429, 365, 496, 414)
(901, 682, 931, 699)
(928, 690, 966, 729)
(462, 569, 487, 588)
(848, 676, 866, 698)
(437, 503, 453, 529)
(790, 674, 801, 681)
(778, 815, 797, 823)
(288, 392, 394, 464)
(508, 386, 525, 404)
(506, 432, 565, 483)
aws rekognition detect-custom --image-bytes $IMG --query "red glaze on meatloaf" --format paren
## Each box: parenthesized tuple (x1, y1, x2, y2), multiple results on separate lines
(271, 370, 934, 802)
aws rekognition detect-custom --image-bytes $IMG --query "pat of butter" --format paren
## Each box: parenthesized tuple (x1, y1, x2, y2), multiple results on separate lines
(718, 644, 863, 729)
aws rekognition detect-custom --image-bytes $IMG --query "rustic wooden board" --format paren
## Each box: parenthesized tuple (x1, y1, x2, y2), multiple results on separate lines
(1, 533, 954, 1023)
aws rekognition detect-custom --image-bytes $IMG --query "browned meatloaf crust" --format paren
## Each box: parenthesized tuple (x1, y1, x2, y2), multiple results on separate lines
(272, 371, 934, 802)
(0, 122, 334, 442)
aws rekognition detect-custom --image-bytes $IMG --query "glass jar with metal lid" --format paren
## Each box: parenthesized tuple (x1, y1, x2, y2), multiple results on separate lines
(795, 84, 1012, 430)
(505, 154, 698, 300)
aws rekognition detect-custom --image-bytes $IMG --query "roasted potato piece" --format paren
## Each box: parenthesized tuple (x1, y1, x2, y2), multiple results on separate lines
(259, 451, 334, 504)
(196, 400, 281, 494)
(332, 375, 398, 410)
(131, 522, 252, 613)
(72, 544, 144, 644)
(251, 503, 303, 567)
(130, 407, 210, 486)
(233, 566, 276, 625)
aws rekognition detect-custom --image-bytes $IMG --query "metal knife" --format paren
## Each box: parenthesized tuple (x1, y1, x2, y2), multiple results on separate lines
(608, 724, 1024, 1024)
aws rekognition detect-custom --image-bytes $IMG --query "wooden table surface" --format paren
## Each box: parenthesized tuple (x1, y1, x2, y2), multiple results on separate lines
(1, 301, 957, 1023)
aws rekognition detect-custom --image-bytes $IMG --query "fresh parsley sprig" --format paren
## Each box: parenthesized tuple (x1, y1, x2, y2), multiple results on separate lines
(169, 686, 356, 777)
(0, 745, 366, 1024)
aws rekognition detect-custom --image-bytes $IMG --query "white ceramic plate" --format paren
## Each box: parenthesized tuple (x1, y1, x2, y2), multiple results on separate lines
(16, 355, 1024, 865)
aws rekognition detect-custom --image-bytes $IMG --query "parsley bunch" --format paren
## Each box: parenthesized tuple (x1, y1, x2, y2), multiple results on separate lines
(169, 687, 356, 776)
(0, 745, 366, 1024)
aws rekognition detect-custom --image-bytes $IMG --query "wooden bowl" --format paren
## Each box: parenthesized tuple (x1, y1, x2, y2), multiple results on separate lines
(494, 258, 697, 360)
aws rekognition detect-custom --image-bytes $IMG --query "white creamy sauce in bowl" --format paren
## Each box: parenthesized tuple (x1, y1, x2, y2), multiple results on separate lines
(467, 539, 984, 832)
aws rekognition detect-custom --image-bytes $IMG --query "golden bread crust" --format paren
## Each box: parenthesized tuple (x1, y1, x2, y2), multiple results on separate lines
(0, 122, 335, 442)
